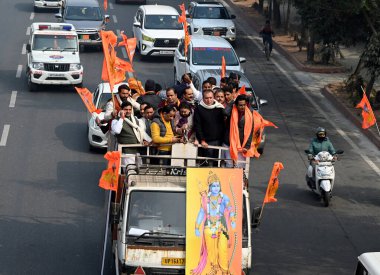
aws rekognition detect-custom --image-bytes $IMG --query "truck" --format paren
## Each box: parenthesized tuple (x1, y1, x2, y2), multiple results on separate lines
(26, 22, 83, 91)
(102, 144, 253, 275)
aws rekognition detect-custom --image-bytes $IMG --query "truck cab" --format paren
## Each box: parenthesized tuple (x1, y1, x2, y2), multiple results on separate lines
(108, 144, 252, 275)
(26, 23, 83, 91)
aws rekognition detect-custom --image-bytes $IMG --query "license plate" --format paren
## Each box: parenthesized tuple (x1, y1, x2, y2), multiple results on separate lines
(165, 168, 186, 176)
(213, 31, 220, 36)
(49, 73, 62, 77)
(79, 39, 92, 43)
(159, 50, 174, 55)
(45, 2, 58, 6)
(81, 34, 90, 40)
(161, 257, 185, 266)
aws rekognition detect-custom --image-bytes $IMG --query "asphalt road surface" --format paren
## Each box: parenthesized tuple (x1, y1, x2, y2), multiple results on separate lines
(0, 0, 379, 274)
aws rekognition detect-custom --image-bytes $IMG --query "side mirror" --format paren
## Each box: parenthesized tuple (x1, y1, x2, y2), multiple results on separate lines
(133, 21, 141, 28)
(336, 150, 344, 154)
(178, 57, 186, 63)
(231, 14, 236, 19)
(26, 44, 31, 53)
(239, 57, 247, 63)
(259, 99, 268, 106)
(55, 13, 62, 19)
(104, 15, 110, 23)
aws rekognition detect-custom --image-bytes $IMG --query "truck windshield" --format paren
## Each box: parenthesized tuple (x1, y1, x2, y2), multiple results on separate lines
(127, 191, 186, 236)
(33, 34, 78, 51)
(65, 6, 103, 21)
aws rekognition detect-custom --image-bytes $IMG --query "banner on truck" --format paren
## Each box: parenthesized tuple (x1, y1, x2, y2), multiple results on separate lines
(186, 168, 243, 275)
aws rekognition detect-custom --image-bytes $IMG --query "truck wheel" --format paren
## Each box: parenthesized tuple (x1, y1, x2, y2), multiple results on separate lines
(28, 74, 38, 92)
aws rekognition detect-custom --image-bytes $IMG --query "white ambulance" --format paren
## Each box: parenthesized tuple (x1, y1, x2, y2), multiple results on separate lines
(26, 23, 83, 91)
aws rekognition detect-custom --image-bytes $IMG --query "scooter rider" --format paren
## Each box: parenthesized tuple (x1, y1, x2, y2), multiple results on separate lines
(308, 127, 336, 156)
(307, 127, 336, 185)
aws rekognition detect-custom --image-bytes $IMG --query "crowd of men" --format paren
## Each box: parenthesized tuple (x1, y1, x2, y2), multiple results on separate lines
(96, 72, 258, 167)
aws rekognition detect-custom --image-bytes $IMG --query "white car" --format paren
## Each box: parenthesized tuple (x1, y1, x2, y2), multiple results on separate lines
(87, 83, 125, 149)
(186, 1, 236, 43)
(173, 35, 246, 84)
(132, 5, 184, 57)
(34, 0, 63, 12)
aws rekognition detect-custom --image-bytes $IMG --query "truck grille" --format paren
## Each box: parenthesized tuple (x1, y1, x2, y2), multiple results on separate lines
(202, 27, 227, 36)
(44, 63, 70, 72)
(154, 39, 179, 48)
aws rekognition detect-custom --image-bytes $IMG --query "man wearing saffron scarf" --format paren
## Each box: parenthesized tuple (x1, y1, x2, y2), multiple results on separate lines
(223, 94, 254, 168)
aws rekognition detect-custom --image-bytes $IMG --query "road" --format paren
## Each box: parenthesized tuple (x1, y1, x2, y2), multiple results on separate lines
(0, 0, 379, 274)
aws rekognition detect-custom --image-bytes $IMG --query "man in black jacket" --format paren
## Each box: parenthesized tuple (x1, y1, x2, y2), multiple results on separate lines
(136, 79, 162, 109)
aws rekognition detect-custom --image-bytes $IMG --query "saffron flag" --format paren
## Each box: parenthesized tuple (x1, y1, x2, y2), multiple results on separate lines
(99, 151, 121, 191)
(253, 110, 278, 158)
(75, 87, 102, 114)
(104, 0, 107, 11)
(221, 56, 226, 78)
(238, 85, 246, 95)
(264, 162, 284, 204)
(178, 3, 191, 56)
(119, 33, 137, 64)
(355, 92, 376, 129)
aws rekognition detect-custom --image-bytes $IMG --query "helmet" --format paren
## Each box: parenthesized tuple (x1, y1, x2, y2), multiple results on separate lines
(316, 127, 326, 139)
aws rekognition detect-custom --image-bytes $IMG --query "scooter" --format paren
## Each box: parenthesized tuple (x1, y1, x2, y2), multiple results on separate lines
(305, 150, 344, 207)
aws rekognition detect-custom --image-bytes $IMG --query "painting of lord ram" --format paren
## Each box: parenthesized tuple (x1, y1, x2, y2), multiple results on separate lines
(186, 168, 243, 275)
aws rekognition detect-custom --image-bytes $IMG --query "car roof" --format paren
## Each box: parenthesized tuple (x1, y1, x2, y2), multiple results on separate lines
(65, 0, 100, 7)
(193, 1, 223, 7)
(98, 82, 128, 94)
(190, 35, 232, 47)
(141, 5, 179, 15)
(194, 69, 254, 91)
(358, 252, 380, 275)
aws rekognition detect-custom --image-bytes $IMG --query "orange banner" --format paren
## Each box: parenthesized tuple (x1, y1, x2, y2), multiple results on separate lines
(356, 91, 377, 129)
(75, 87, 102, 114)
(119, 33, 137, 64)
(99, 151, 121, 191)
(264, 162, 284, 204)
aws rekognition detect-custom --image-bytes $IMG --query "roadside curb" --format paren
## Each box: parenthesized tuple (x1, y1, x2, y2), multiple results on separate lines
(228, 0, 347, 74)
(321, 86, 380, 150)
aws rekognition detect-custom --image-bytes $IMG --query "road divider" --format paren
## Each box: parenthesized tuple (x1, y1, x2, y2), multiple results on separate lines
(0, 125, 10, 146)
(9, 91, 17, 108)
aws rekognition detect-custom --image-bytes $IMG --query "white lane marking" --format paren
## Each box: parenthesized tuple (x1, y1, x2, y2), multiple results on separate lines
(16, 65, 22, 78)
(112, 15, 117, 23)
(30, 12, 35, 20)
(109, 3, 114, 9)
(0, 125, 10, 146)
(121, 47, 127, 59)
(21, 44, 26, 55)
(116, 29, 121, 38)
(26, 27, 31, 35)
(9, 91, 17, 108)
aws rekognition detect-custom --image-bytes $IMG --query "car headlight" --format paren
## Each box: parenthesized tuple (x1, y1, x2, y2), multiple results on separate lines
(142, 34, 155, 42)
(32, 62, 44, 70)
(70, 63, 82, 71)
(230, 27, 236, 34)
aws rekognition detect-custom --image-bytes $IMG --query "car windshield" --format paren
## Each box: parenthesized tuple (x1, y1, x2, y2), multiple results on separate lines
(192, 47, 239, 66)
(144, 15, 182, 30)
(194, 6, 229, 19)
(65, 6, 102, 21)
(127, 191, 186, 236)
(32, 34, 78, 51)
(98, 92, 112, 110)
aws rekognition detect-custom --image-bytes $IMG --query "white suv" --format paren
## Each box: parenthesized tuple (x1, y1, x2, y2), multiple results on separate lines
(132, 5, 184, 57)
(34, 0, 63, 12)
(187, 1, 236, 43)
(173, 35, 245, 84)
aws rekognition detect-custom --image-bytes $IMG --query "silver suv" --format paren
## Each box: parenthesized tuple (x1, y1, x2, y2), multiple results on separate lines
(187, 1, 236, 43)
(55, 0, 109, 51)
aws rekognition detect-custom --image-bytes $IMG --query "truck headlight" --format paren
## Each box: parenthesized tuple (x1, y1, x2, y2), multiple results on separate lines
(70, 63, 82, 71)
(32, 62, 44, 70)
(142, 34, 155, 42)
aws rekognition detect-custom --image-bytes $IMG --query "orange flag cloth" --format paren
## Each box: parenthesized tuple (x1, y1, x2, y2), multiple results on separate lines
(119, 33, 137, 64)
(99, 151, 121, 191)
(75, 87, 102, 114)
(103, 0, 107, 11)
(128, 77, 145, 95)
(252, 110, 278, 158)
(221, 56, 226, 78)
(238, 85, 246, 95)
(355, 92, 377, 129)
(229, 105, 255, 161)
(178, 3, 191, 55)
(264, 162, 284, 203)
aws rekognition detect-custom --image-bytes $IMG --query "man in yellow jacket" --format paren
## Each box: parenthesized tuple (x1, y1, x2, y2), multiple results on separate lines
(151, 105, 183, 164)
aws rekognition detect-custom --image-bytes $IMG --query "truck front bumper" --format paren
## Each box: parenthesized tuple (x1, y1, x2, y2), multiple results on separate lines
(29, 68, 83, 85)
